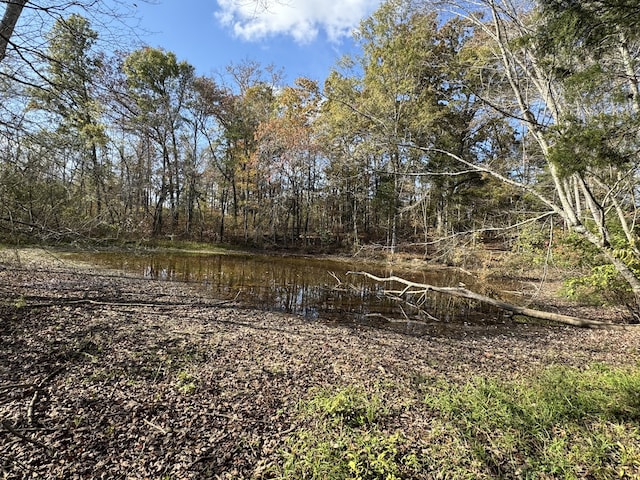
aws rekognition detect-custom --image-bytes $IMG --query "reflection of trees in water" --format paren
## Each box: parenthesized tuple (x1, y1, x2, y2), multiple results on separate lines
(82, 252, 507, 324)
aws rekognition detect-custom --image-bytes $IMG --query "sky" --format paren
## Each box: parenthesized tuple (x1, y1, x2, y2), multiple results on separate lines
(132, 0, 384, 83)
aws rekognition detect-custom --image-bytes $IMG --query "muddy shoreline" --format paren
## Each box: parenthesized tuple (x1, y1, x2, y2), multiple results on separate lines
(1, 248, 639, 478)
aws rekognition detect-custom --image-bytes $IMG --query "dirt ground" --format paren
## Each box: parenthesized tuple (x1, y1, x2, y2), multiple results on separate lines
(1, 247, 639, 479)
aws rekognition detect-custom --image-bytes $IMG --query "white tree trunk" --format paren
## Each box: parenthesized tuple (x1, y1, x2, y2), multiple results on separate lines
(351, 272, 638, 328)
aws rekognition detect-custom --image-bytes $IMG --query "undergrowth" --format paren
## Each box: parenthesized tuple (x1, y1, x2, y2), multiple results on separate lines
(278, 385, 422, 479)
(425, 364, 640, 479)
(276, 365, 640, 479)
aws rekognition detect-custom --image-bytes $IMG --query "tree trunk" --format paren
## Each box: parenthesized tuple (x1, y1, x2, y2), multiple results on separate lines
(351, 272, 637, 329)
(619, 30, 640, 114)
(472, 0, 640, 303)
(152, 193, 165, 236)
(0, 0, 28, 64)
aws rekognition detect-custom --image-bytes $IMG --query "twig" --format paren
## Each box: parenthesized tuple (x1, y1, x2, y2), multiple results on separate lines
(1, 421, 53, 456)
(328, 271, 342, 286)
(27, 367, 65, 426)
(384, 292, 441, 322)
(26, 393, 38, 426)
(364, 313, 396, 322)
(398, 304, 409, 321)
(276, 425, 298, 437)
(142, 418, 171, 435)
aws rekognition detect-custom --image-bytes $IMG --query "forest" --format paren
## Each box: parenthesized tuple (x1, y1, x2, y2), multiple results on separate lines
(3, 2, 640, 478)
(1, 0, 640, 301)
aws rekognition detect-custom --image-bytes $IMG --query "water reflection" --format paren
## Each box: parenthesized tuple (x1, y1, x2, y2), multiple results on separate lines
(72, 251, 514, 333)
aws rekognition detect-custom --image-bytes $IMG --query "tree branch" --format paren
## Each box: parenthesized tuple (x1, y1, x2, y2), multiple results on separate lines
(403, 144, 564, 215)
(348, 271, 635, 329)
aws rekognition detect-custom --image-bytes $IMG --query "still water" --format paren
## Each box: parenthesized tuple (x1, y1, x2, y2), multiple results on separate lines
(70, 250, 517, 335)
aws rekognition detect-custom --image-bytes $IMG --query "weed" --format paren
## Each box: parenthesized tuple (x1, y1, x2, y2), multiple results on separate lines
(175, 370, 197, 395)
(277, 385, 423, 479)
(561, 264, 631, 305)
(104, 424, 116, 437)
(305, 385, 385, 427)
(424, 365, 640, 478)
(276, 368, 640, 479)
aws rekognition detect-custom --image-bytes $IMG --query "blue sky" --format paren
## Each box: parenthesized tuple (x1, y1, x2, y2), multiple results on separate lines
(133, 0, 383, 83)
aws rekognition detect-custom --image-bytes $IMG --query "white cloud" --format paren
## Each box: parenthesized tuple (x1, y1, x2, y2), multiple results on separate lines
(215, 0, 381, 44)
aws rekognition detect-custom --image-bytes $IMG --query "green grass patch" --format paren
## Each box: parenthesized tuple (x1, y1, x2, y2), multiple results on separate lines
(276, 366, 640, 479)
(424, 364, 640, 479)
(304, 385, 386, 428)
(175, 369, 198, 395)
(277, 385, 423, 479)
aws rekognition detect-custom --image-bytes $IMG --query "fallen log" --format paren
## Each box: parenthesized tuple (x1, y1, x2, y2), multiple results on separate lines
(348, 272, 636, 329)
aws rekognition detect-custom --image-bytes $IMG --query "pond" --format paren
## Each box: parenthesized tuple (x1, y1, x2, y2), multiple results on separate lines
(67, 250, 521, 335)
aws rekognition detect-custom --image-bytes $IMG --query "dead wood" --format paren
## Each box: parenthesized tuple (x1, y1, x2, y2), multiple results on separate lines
(1, 421, 53, 456)
(142, 418, 172, 435)
(349, 272, 636, 329)
(27, 368, 66, 426)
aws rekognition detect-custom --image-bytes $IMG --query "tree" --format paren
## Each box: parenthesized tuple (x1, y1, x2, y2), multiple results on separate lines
(323, 0, 449, 252)
(427, 0, 640, 302)
(28, 14, 108, 218)
(255, 78, 323, 244)
(180, 76, 216, 237)
(188, 75, 237, 241)
(0, 0, 138, 76)
(0, 0, 147, 239)
(123, 47, 195, 236)
(322, 0, 518, 251)
(536, 0, 640, 113)
(319, 68, 373, 246)
(206, 60, 280, 243)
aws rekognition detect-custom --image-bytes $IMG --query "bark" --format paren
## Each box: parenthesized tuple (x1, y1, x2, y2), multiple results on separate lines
(0, 0, 28, 64)
(577, 175, 609, 247)
(572, 176, 582, 219)
(350, 272, 637, 329)
(619, 30, 640, 114)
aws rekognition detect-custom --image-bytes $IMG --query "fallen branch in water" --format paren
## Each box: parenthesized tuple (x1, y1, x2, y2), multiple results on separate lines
(348, 272, 636, 329)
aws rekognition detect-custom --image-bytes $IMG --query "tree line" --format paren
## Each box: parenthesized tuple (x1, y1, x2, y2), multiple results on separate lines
(1, 0, 640, 298)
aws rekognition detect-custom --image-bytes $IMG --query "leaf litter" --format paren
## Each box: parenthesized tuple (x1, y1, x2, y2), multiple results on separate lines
(0, 248, 639, 479)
